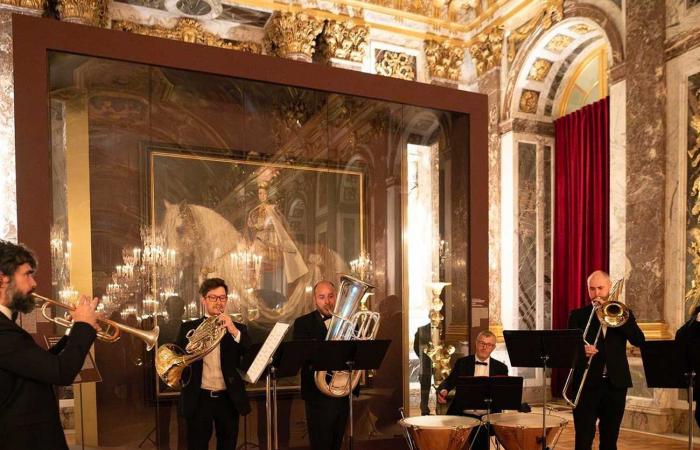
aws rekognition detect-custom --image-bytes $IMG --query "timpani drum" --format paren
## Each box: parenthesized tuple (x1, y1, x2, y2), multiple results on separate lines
(488, 412, 568, 450)
(398, 415, 481, 450)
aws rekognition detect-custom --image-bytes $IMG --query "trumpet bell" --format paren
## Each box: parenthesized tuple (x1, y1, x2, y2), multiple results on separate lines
(596, 301, 629, 327)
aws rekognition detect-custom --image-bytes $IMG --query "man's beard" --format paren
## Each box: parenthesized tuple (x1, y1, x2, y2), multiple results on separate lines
(7, 285, 36, 314)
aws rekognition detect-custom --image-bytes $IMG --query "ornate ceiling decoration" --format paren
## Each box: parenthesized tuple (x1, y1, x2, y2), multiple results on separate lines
(518, 88, 539, 113)
(544, 34, 573, 53)
(506, 0, 562, 62)
(319, 20, 369, 63)
(374, 49, 417, 81)
(469, 26, 504, 76)
(263, 11, 323, 61)
(527, 58, 552, 81)
(425, 40, 465, 81)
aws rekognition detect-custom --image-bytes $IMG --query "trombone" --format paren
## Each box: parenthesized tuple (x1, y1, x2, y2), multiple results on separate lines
(32, 293, 159, 351)
(562, 279, 629, 408)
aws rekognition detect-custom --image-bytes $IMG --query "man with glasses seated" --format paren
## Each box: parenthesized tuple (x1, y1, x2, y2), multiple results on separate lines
(437, 330, 507, 450)
(175, 278, 251, 450)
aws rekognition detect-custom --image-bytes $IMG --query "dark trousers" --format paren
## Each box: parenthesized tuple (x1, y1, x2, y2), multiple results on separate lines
(186, 391, 240, 450)
(305, 396, 349, 450)
(573, 379, 627, 450)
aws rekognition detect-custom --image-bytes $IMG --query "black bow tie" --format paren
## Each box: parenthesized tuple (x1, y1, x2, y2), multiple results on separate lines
(322, 315, 332, 321)
(475, 361, 487, 366)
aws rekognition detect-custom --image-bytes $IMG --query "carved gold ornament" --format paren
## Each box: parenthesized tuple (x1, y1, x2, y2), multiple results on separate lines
(518, 89, 539, 114)
(0, 0, 45, 12)
(320, 20, 369, 63)
(507, 0, 563, 62)
(569, 23, 593, 35)
(545, 34, 574, 54)
(374, 49, 416, 81)
(469, 27, 503, 76)
(57, 0, 109, 27)
(527, 58, 553, 82)
(264, 11, 323, 60)
(112, 18, 261, 53)
(425, 40, 465, 81)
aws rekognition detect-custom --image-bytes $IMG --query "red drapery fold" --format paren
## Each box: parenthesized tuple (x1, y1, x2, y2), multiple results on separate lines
(551, 97, 610, 397)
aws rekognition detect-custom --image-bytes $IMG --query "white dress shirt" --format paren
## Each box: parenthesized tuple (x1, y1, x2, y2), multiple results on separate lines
(0, 304, 12, 321)
(474, 356, 490, 377)
(200, 315, 240, 392)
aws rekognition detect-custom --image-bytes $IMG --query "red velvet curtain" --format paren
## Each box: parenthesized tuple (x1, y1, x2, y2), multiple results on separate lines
(551, 97, 610, 396)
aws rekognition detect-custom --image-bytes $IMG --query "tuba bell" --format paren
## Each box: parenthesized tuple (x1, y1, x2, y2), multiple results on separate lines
(314, 274, 380, 397)
(155, 314, 230, 389)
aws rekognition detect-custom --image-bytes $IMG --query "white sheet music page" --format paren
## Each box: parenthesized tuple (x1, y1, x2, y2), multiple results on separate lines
(242, 322, 290, 384)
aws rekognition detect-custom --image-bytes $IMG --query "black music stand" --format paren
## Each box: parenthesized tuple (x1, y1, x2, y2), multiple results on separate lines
(641, 340, 697, 450)
(504, 329, 582, 450)
(311, 339, 391, 450)
(453, 376, 523, 450)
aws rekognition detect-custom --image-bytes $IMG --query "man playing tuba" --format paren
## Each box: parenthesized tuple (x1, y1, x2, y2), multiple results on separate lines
(175, 278, 251, 450)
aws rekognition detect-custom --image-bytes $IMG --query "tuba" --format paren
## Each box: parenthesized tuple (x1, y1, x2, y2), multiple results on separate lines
(562, 278, 629, 407)
(314, 275, 380, 397)
(155, 314, 229, 389)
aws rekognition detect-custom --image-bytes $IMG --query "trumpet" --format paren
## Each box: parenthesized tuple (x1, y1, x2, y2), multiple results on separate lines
(562, 279, 629, 407)
(32, 293, 159, 351)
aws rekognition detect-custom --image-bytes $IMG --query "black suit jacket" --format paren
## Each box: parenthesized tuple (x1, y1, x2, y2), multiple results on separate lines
(568, 304, 645, 389)
(292, 310, 329, 401)
(0, 315, 96, 450)
(437, 354, 509, 415)
(175, 317, 251, 418)
(675, 308, 700, 420)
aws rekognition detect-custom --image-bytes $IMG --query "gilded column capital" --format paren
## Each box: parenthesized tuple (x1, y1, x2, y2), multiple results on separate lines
(112, 18, 262, 53)
(374, 49, 416, 81)
(320, 20, 368, 64)
(469, 27, 504, 76)
(264, 11, 323, 62)
(424, 39, 465, 82)
(0, 0, 45, 15)
(507, 0, 563, 62)
(57, 0, 108, 26)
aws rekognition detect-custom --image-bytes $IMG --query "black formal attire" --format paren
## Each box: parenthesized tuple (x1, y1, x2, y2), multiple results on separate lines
(413, 324, 432, 415)
(437, 354, 509, 450)
(0, 312, 96, 450)
(674, 306, 700, 428)
(293, 310, 349, 450)
(568, 304, 645, 450)
(176, 317, 251, 450)
(157, 317, 187, 450)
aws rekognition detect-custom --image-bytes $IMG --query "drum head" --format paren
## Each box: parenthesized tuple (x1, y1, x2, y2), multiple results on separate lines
(401, 415, 481, 429)
(489, 412, 567, 428)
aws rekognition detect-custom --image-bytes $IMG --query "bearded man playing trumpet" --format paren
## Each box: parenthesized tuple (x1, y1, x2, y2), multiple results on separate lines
(567, 270, 645, 450)
(0, 240, 100, 450)
(175, 277, 251, 450)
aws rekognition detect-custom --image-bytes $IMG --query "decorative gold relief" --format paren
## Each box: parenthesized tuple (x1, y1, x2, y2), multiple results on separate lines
(320, 20, 369, 63)
(374, 49, 416, 81)
(424, 40, 465, 81)
(264, 11, 323, 61)
(0, 0, 45, 12)
(545, 34, 574, 54)
(57, 0, 108, 26)
(527, 58, 552, 81)
(507, 0, 563, 62)
(518, 89, 539, 114)
(112, 19, 261, 53)
(569, 23, 593, 35)
(469, 27, 503, 76)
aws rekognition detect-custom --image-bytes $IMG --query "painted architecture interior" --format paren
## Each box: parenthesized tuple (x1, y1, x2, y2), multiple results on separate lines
(1, 0, 700, 448)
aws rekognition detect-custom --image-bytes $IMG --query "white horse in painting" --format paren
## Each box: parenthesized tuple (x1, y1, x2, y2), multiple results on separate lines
(160, 200, 348, 326)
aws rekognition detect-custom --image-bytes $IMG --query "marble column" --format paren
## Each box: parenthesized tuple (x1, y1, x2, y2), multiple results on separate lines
(625, 0, 666, 321)
(477, 67, 503, 336)
(0, 10, 16, 242)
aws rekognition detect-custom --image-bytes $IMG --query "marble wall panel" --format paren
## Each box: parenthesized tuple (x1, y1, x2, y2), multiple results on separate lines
(518, 142, 537, 330)
(0, 11, 16, 242)
(609, 81, 627, 287)
(543, 144, 552, 329)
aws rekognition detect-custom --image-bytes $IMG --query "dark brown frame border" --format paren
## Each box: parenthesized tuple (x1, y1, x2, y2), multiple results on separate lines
(12, 13, 488, 331)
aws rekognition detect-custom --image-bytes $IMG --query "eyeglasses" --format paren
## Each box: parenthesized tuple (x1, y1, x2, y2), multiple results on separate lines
(205, 295, 228, 303)
(476, 341, 495, 348)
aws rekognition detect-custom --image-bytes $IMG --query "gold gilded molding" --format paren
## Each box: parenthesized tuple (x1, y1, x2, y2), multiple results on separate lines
(569, 23, 593, 35)
(320, 20, 369, 63)
(374, 49, 416, 81)
(545, 34, 574, 54)
(112, 18, 262, 53)
(527, 58, 552, 81)
(425, 39, 465, 81)
(0, 0, 45, 12)
(57, 0, 108, 27)
(507, 0, 562, 62)
(469, 27, 503, 76)
(264, 11, 323, 61)
(519, 89, 539, 113)
(488, 324, 504, 343)
(637, 322, 672, 340)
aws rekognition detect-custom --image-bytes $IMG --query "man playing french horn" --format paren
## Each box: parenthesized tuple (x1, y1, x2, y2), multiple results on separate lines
(567, 270, 645, 450)
(175, 278, 251, 450)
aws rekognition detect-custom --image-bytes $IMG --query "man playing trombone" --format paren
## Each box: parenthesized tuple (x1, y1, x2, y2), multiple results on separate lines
(0, 240, 100, 450)
(175, 278, 251, 450)
(567, 270, 645, 450)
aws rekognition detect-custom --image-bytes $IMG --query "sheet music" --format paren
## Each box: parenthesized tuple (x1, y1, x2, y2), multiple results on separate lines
(241, 322, 290, 384)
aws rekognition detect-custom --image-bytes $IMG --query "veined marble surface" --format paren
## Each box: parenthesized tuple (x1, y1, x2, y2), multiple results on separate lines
(0, 10, 16, 243)
(609, 80, 627, 290)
